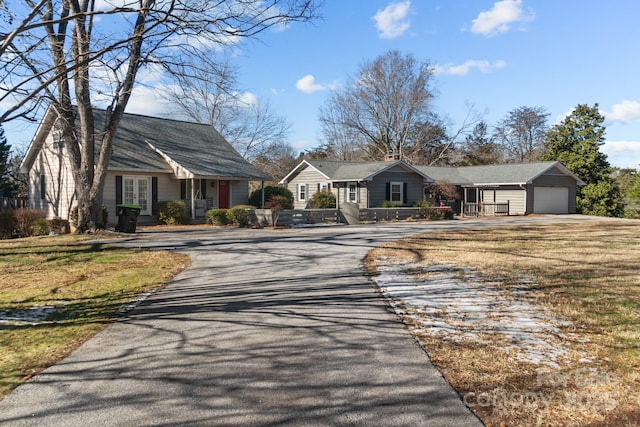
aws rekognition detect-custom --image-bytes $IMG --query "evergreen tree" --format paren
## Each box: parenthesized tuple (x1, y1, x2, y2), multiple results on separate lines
(542, 104, 622, 216)
(459, 121, 502, 165)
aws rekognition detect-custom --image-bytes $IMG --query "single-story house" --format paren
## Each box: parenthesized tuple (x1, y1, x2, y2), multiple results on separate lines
(20, 107, 271, 225)
(280, 159, 585, 215)
(279, 159, 434, 209)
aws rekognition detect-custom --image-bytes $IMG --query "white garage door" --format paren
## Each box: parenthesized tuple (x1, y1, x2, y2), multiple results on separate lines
(534, 187, 569, 214)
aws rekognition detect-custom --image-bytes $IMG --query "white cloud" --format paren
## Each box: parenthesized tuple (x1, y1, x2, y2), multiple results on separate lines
(235, 91, 258, 107)
(602, 140, 640, 169)
(602, 100, 640, 124)
(433, 59, 506, 76)
(372, 1, 411, 39)
(471, 0, 534, 37)
(296, 75, 326, 94)
(120, 86, 172, 117)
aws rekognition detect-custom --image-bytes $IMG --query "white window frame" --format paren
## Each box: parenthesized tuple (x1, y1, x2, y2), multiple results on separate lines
(123, 176, 152, 215)
(320, 182, 330, 192)
(297, 183, 307, 201)
(347, 183, 358, 203)
(390, 181, 403, 203)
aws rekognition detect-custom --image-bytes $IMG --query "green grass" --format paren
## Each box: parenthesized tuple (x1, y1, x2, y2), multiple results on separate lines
(0, 234, 189, 399)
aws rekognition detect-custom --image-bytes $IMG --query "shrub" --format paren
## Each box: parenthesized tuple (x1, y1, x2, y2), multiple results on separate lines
(156, 200, 187, 225)
(206, 208, 229, 226)
(49, 218, 70, 234)
(32, 218, 50, 236)
(381, 200, 403, 208)
(14, 209, 46, 238)
(308, 191, 336, 208)
(226, 205, 251, 227)
(265, 195, 293, 211)
(249, 186, 293, 208)
(0, 209, 16, 239)
(422, 206, 454, 220)
(265, 195, 293, 228)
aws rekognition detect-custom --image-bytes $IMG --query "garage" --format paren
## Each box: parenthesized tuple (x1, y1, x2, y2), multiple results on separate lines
(534, 187, 569, 214)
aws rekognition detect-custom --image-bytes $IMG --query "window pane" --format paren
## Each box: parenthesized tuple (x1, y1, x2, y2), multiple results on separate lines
(138, 179, 148, 211)
(391, 183, 401, 202)
(349, 184, 357, 202)
(124, 178, 135, 204)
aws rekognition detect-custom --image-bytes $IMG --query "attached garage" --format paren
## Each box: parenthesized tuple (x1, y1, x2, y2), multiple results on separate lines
(421, 161, 585, 216)
(533, 187, 569, 214)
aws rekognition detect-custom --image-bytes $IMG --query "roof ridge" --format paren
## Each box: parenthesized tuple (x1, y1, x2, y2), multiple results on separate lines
(90, 106, 213, 128)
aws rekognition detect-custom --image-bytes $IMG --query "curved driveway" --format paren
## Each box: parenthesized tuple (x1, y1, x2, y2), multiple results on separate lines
(0, 216, 601, 426)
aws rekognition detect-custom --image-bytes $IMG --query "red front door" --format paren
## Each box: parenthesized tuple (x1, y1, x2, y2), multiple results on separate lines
(219, 180, 230, 209)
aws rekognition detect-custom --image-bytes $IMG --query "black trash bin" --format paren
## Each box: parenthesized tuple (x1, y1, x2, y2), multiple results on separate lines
(116, 204, 142, 233)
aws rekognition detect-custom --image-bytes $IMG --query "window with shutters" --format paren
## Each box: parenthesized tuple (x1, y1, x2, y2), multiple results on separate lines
(390, 182, 402, 202)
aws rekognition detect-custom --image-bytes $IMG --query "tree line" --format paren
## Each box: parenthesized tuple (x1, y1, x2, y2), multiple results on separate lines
(0, 1, 637, 225)
(301, 50, 638, 218)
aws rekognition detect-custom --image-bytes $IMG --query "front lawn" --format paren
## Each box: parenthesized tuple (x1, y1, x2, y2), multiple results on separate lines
(367, 221, 640, 427)
(0, 234, 189, 400)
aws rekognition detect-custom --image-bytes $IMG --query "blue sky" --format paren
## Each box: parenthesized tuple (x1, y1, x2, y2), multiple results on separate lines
(5, 0, 640, 169)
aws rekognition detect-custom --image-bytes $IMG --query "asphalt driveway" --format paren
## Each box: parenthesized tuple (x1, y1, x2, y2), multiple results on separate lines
(0, 216, 605, 426)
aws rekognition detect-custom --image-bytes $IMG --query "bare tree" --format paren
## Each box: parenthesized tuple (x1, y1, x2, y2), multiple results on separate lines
(169, 55, 291, 161)
(0, 0, 317, 232)
(318, 102, 369, 161)
(251, 140, 298, 183)
(494, 106, 549, 163)
(318, 50, 436, 161)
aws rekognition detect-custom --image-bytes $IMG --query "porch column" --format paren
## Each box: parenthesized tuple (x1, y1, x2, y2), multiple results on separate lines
(191, 178, 196, 220)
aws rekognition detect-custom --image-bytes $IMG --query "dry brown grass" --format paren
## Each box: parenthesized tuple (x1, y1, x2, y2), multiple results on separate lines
(0, 234, 189, 400)
(366, 221, 640, 427)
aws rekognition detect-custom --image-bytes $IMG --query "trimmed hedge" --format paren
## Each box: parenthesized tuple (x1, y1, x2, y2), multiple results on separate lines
(226, 205, 252, 227)
(308, 191, 336, 208)
(206, 208, 229, 226)
(156, 200, 187, 225)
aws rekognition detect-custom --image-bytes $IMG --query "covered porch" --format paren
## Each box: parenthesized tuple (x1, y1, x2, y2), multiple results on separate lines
(461, 186, 512, 217)
(180, 177, 265, 220)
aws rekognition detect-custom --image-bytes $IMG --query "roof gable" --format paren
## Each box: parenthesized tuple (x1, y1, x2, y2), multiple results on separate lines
(281, 159, 433, 183)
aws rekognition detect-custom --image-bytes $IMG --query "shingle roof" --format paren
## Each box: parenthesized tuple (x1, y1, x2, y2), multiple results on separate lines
(280, 159, 584, 187)
(417, 162, 584, 186)
(295, 159, 432, 182)
(94, 109, 270, 180)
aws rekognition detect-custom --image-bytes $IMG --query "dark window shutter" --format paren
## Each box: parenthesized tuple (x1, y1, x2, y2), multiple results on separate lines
(40, 174, 46, 199)
(403, 182, 408, 204)
(115, 175, 122, 205)
(180, 180, 186, 200)
(317, 183, 320, 192)
(385, 182, 390, 200)
(152, 177, 158, 215)
(200, 179, 207, 199)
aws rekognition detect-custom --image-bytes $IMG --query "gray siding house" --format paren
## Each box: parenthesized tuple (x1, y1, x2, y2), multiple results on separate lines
(281, 159, 585, 215)
(280, 159, 433, 209)
(21, 107, 271, 225)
